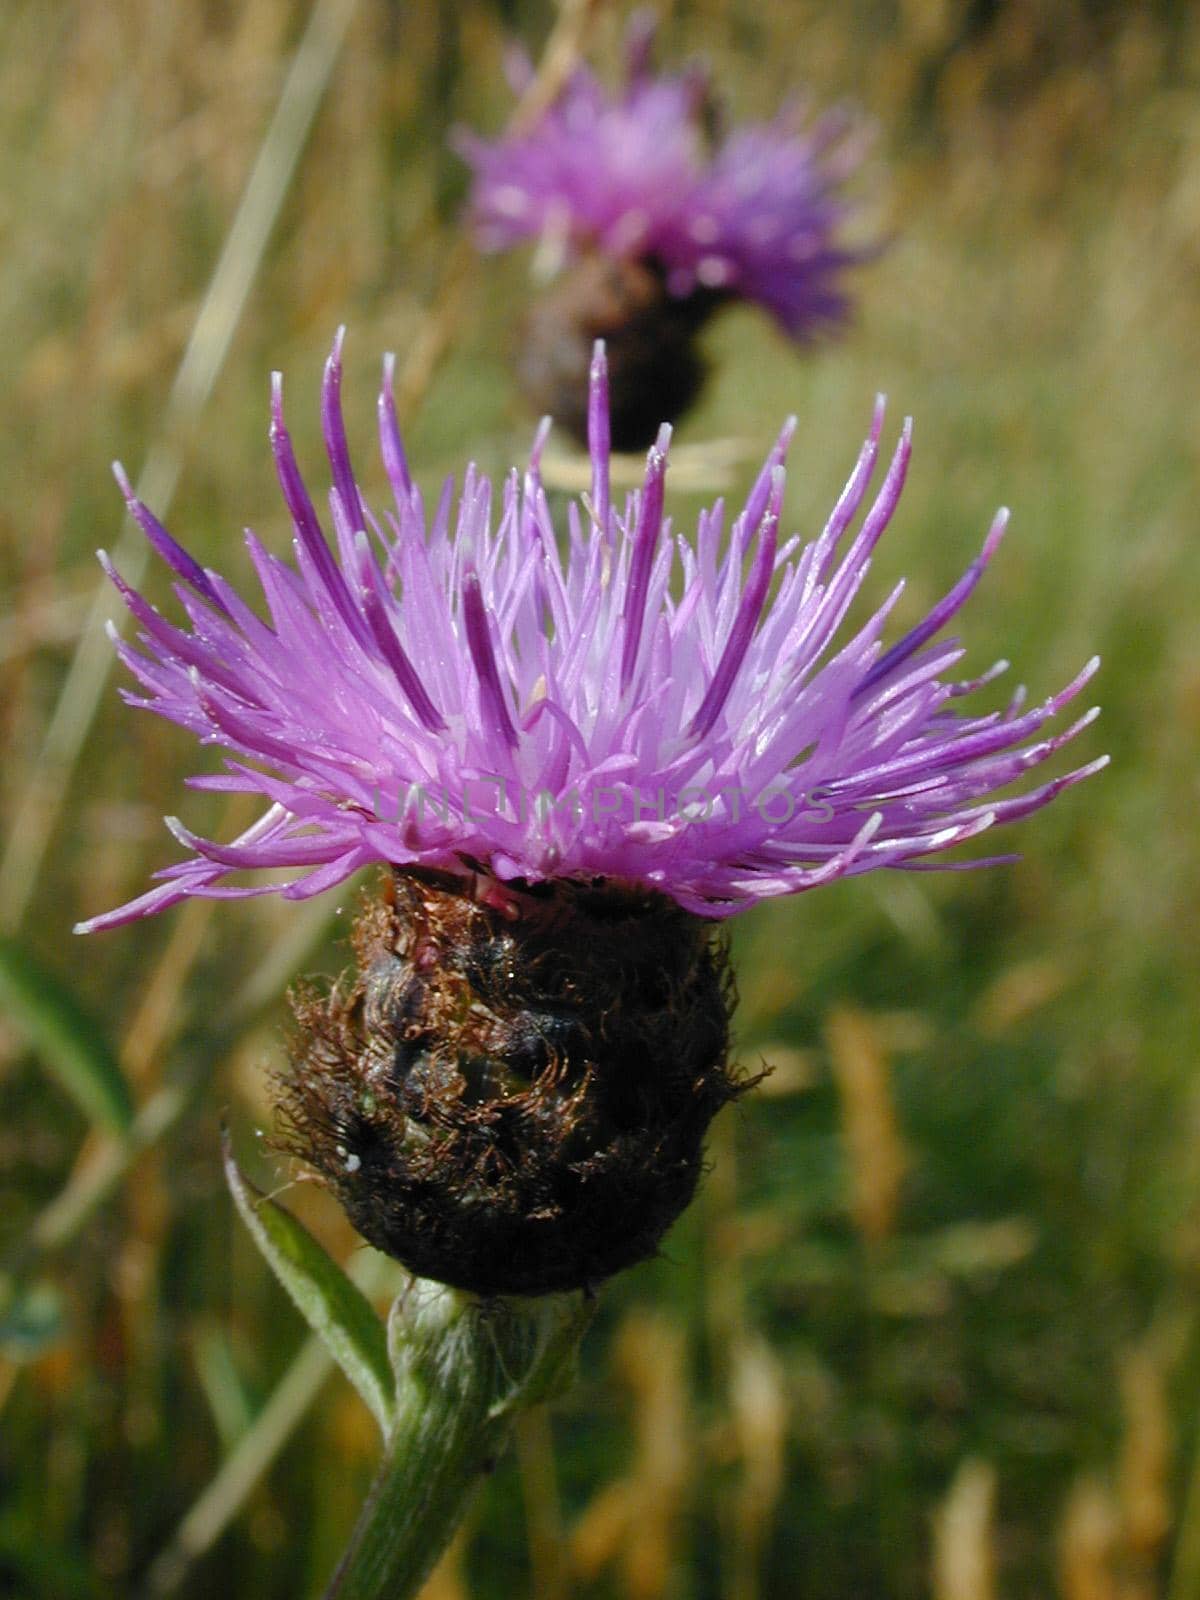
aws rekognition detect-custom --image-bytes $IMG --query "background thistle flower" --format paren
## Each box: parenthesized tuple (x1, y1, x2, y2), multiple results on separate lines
(76, 330, 1103, 1296)
(457, 14, 878, 447)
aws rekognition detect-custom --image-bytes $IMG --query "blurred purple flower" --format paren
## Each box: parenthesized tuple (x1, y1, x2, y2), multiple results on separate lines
(77, 332, 1104, 934)
(456, 15, 873, 342)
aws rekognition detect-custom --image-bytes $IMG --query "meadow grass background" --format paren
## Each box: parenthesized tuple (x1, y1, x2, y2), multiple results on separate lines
(1, 1, 1198, 1595)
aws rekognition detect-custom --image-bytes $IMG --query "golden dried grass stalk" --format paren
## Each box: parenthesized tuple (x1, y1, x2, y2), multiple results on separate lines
(1120, 1343, 1172, 1563)
(727, 1333, 789, 1600)
(1058, 1478, 1120, 1600)
(932, 1458, 997, 1600)
(825, 1004, 908, 1247)
(568, 1311, 691, 1598)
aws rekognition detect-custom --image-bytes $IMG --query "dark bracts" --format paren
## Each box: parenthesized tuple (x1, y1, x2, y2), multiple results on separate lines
(518, 254, 723, 451)
(279, 869, 747, 1297)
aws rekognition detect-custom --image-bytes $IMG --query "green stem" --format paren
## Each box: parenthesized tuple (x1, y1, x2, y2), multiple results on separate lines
(323, 1281, 591, 1600)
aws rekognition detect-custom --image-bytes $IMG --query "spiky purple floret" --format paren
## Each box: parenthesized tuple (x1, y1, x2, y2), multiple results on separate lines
(76, 333, 1105, 934)
(455, 19, 873, 339)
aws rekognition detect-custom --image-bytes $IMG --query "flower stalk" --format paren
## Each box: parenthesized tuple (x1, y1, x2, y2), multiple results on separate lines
(223, 1139, 592, 1600)
(325, 1283, 591, 1600)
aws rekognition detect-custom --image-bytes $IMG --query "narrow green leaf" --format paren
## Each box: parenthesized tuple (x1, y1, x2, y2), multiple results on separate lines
(0, 937, 133, 1133)
(223, 1135, 395, 1436)
(192, 1323, 256, 1450)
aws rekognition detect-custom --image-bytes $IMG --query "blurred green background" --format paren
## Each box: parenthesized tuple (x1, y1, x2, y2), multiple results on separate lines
(1, 0, 1198, 1596)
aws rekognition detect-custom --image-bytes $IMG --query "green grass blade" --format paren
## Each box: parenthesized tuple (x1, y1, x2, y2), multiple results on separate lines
(223, 1136, 395, 1437)
(0, 936, 133, 1133)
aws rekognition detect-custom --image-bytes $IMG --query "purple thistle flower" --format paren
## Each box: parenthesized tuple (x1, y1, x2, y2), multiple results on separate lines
(76, 332, 1104, 936)
(457, 16, 873, 344)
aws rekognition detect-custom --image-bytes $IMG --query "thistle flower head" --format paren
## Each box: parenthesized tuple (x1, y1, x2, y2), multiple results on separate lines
(77, 332, 1103, 938)
(81, 333, 1105, 1294)
(457, 14, 872, 341)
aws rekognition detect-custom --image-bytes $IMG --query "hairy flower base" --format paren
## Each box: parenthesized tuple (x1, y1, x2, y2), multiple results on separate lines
(518, 254, 720, 449)
(279, 869, 746, 1296)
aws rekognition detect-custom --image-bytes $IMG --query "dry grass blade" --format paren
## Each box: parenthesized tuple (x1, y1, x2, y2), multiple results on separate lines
(727, 1334, 789, 1600)
(1059, 1479, 1120, 1600)
(1120, 1343, 1172, 1568)
(508, 0, 607, 133)
(932, 1459, 997, 1600)
(825, 1004, 908, 1248)
(0, 0, 360, 934)
(389, 0, 606, 424)
(569, 1312, 691, 1596)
